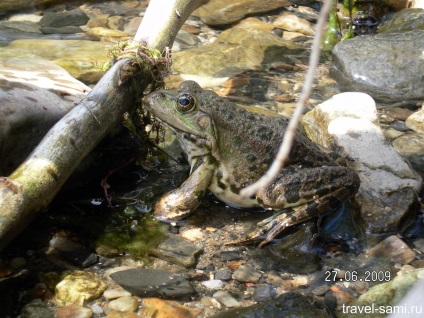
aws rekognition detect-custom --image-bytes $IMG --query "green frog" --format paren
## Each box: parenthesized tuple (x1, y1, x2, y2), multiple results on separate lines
(144, 81, 360, 246)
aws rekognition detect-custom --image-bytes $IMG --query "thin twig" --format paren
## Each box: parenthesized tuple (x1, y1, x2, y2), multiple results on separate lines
(240, 0, 332, 198)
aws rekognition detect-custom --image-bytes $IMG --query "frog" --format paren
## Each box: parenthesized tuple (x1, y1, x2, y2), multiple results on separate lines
(143, 81, 360, 247)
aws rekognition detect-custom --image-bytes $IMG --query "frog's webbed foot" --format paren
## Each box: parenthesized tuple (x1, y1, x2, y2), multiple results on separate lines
(225, 212, 292, 248)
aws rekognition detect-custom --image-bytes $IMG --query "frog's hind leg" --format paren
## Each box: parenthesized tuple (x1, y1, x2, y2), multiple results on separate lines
(252, 166, 359, 247)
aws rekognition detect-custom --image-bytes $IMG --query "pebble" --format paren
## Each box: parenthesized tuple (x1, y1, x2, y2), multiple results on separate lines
(218, 251, 243, 261)
(55, 271, 107, 306)
(369, 235, 416, 264)
(413, 238, 424, 253)
(103, 288, 132, 300)
(201, 279, 223, 289)
(312, 285, 330, 296)
(253, 285, 277, 302)
(214, 269, 232, 281)
(213, 290, 240, 307)
(233, 265, 261, 283)
(110, 268, 196, 298)
(21, 299, 54, 318)
(150, 234, 203, 268)
(108, 296, 138, 313)
(56, 304, 93, 318)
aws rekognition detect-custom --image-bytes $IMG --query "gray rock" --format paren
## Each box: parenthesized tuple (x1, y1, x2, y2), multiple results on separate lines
(302, 92, 422, 234)
(218, 251, 243, 261)
(378, 8, 424, 34)
(331, 31, 424, 102)
(253, 285, 277, 302)
(233, 265, 261, 283)
(149, 234, 203, 268)
(21, 299, 54, 318)
(108, 296, 138, 313)
(215, 269, 232, 281)
(213, 290, 240, 308)
(40, 26, 83, 34)
(0, 21, 41, 33)
(39, 9, 89, 28)
(110, 268, 196, 299)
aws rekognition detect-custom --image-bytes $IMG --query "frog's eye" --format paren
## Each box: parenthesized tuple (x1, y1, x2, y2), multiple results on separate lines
(177, 93, 195, 112)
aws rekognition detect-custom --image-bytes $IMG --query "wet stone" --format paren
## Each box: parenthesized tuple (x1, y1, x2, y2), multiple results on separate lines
(108, 296, 138, 313)
(56, 304, 93, 318)
(214, 269, 232, 281)
(369, 235, 416, 265)
(202, 279, 223, 289)
(253, 285, 277, 302)
(218, 251, 243, 261)
(110, 268, 196, 299)
(150, 234, 203, 268)
(39, 9, 89, 28)
(104, 288, 132, 300)
(233, 265, 261, 283)
(61, 250, 98, 268)
(21, 299, 54, 318)
(413, 238, 424, 253)
(312, 285, 330, 296)
(213, 290, 240, 308)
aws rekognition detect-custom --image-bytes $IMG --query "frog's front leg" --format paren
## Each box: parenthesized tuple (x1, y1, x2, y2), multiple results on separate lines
(240, 166, 360, 247)
(154, 156, 215, 221)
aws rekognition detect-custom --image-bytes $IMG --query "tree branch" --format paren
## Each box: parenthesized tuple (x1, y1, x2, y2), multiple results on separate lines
(240, 0, 332, 198)
(0, 0, 209, 251)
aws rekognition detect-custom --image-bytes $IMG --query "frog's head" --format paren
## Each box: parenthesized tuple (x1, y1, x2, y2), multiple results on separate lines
(144, 81, 218, 159)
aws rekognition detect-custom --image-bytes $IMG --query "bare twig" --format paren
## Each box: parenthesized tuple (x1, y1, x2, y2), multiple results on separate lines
(240, 0, 332, 198)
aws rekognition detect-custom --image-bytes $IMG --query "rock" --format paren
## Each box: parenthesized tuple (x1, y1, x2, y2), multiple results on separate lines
(123, 17, 142, 36)
(389, 274, 424, 318)
(215, 269, 232, 281)
(172, 30, 200, 52)
(369, 235, 416, 265)
(0, 21, 41, 34)
(0, 58, 89, 175)
(331, 31, 424, 102)
(172, 27, 303, 86)
(218, 251, 243, 261)
(413, 238, 424, 253)
(55, 271, 107, 306)
(233, 265, 261, 283)
(21, 299, 54, 318)
(209, 293, 327, 318)
(392, 132, 424, 174)
(253, 285, 277, 302)
(193, 0, 292, 25)
(104, 288, 132, 300)
(202, 279, 223, 289)
(302, 92, 422, 234)
(273, 12, 315, 35)
(377, 8, 424, 34)
(350, 268, 424, 315)
(140, 298, 202, 318)
(56, 304, 93, 318)
(106, 311, 140, 318)
(213, 290, 240, 308)
(180, 228, 204, 241)
(8, 13, 43, 23)
(312, 285, 330, 296)
(406, 105, 424, 134)
(49, 236, 82, 252)
(149, 234, 203, 268)
(85, 27, 129, 40)
(110, 268, 196, 299)
(0, 39, 111, 84)
(108, 296, 139, 313)
(39, 9, 89, 28)
(234, 17, 274, 31)
(40, 26, 83, 34)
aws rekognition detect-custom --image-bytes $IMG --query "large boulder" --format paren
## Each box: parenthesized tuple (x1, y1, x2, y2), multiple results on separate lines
(330, 30, 424, 103)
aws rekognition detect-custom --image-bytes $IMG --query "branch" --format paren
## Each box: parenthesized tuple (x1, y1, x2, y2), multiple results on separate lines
(0, 0, 209, 251)
(240, 0, 332, 198)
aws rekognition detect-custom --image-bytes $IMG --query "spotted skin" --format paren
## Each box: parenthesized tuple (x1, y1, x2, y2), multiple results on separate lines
(143, 81, 360, 246)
